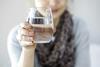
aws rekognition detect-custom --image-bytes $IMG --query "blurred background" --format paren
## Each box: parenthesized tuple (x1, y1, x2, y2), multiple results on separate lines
(0, 0, 100, 67)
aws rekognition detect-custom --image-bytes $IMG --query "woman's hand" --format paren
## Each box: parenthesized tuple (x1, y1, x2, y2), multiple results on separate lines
(17, 22, 36, 49)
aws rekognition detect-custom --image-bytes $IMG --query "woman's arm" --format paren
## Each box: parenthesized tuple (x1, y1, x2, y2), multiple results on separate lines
(7, 30, 36, 67)
(73, 17, 91, 67)
(17, 22, 36, 67)
(7, 23, 36, 67)
(18, 47, 35, 67)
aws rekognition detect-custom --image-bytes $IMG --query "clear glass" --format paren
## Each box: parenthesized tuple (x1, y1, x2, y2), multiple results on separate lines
(26, 7, 54, 43)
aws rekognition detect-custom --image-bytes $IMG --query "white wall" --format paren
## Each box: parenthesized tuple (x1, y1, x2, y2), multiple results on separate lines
(73, 0, 100, 44)
(90, 44, 100, 67)
(0, 0, 28, 67)
(0, 0, 100, 67)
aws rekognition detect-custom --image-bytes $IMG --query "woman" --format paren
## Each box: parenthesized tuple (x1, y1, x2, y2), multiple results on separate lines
(7, 0, 90, 67)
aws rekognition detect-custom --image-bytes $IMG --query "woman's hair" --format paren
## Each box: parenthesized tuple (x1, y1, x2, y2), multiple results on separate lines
(36, 9, 75, 67)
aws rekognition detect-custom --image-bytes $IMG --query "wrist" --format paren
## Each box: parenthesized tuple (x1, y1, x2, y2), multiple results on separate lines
(22, 45, 36, 51)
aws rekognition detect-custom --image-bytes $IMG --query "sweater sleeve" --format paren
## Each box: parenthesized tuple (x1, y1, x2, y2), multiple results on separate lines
(7, 26, 22, 67)
(72, 16, 91, 67)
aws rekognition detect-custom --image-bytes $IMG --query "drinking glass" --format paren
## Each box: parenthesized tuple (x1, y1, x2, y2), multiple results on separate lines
(26, 7, 54, 43)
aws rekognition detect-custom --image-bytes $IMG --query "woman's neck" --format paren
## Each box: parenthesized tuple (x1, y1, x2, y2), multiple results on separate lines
(53, 18, 60, 28)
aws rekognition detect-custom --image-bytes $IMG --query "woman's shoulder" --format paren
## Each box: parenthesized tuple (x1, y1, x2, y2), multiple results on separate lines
(7, 25, 20, 46)
(8, 25, 19, 38)
(72, 15, 87, 27)
(72, 15, 89, 33)
(72, 16, 90, 47)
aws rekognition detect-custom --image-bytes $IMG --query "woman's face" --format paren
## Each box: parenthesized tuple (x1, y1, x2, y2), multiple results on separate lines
(34, 0, 66, 19)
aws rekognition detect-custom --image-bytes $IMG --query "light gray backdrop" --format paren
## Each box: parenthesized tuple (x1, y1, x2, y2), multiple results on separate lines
(0, 0, 100, 67)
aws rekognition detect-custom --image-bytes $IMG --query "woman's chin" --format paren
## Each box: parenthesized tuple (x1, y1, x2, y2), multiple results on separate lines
(52, 9, 65, 19)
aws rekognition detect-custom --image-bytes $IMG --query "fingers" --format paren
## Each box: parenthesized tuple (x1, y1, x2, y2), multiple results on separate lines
(19, 35, 34, 42)
(20, 41, 34, 47)
(17, 22, 36, 47)
(18, 27, 34, 37)
(17, 31, 34, 43)
(17, 34, 35, 47)
(20, 22, 33, 29)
